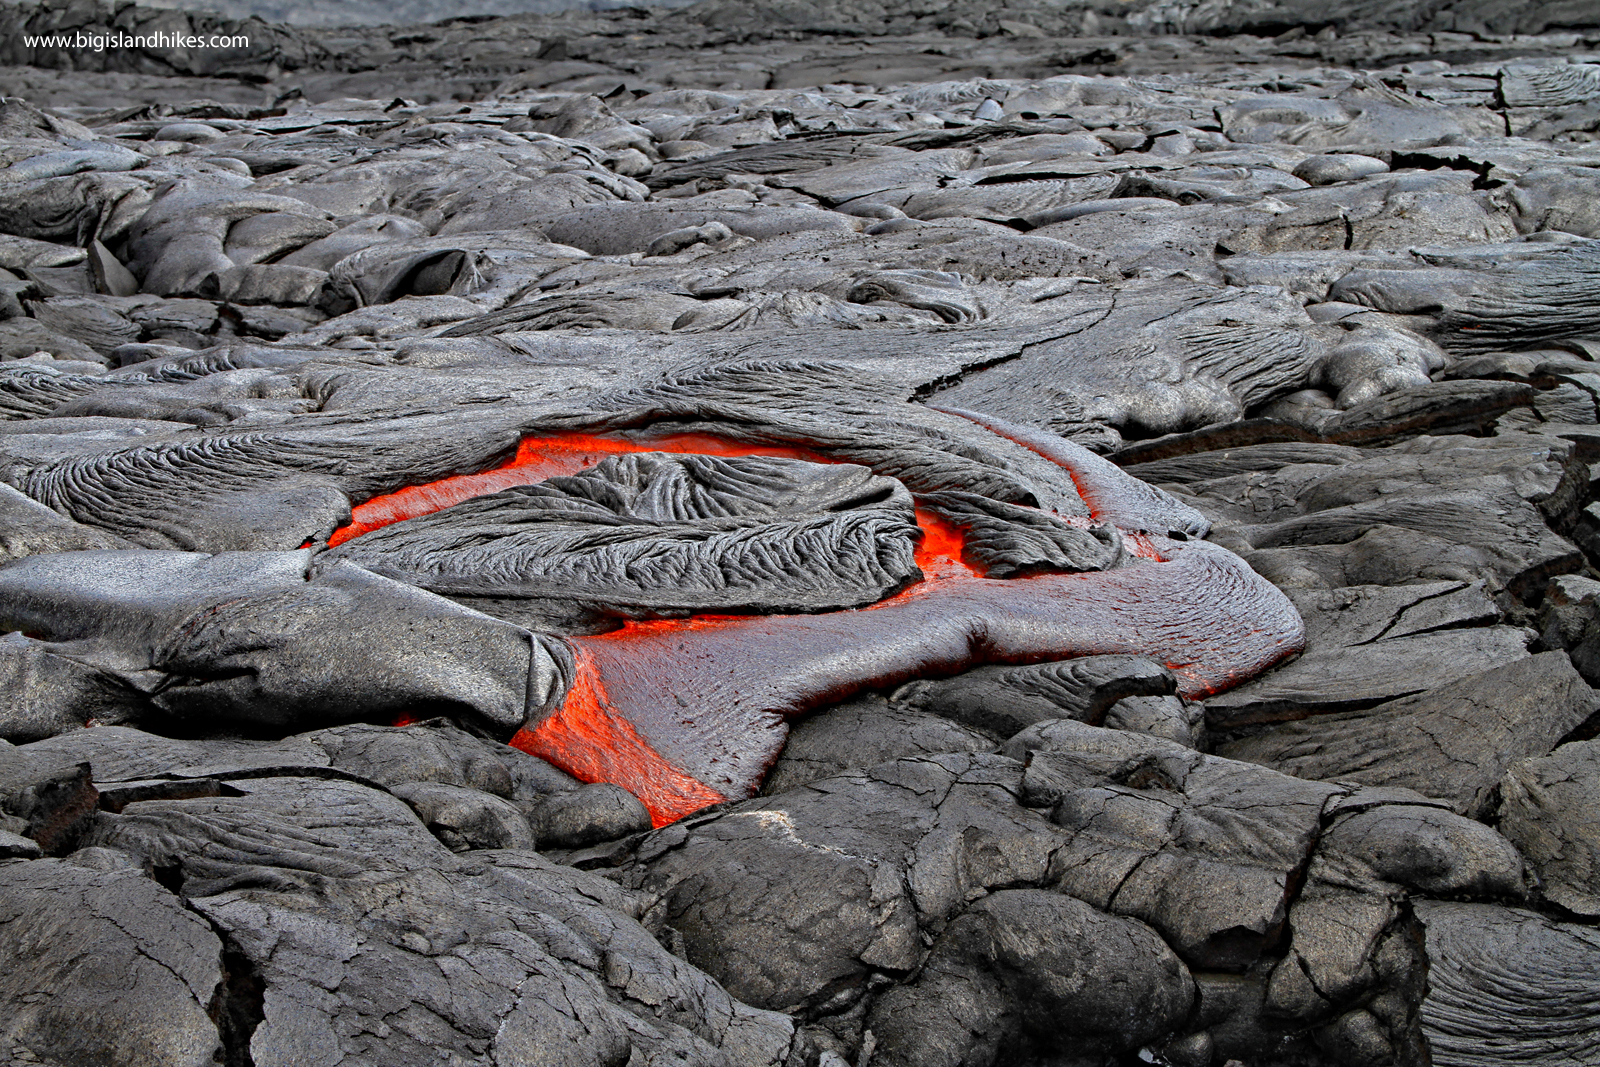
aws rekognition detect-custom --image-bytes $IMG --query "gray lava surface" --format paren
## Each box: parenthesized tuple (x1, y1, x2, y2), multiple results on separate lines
(0, 1, 1599, 1065)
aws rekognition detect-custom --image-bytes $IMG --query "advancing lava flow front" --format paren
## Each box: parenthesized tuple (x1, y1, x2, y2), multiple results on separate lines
(333, 428, 1306, 826)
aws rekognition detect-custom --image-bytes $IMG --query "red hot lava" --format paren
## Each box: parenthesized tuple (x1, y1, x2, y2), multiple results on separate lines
(334, 431, 1302, 827)
(332, 432, 826, 548)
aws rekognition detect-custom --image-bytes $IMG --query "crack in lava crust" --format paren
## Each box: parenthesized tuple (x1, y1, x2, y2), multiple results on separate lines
(331, 431, 1305, 826)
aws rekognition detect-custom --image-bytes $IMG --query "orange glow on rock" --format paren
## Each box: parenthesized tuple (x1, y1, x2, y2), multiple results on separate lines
(333, 431, 991, 824)
(332, 431, 833, 547)
(510, 654, 727, 827)
(329, 431, 986, 579)
(336, 428, 1284, 828)
(331, 433, 633, 546)
(913, 506, 975, 574)
(1122, 531, 1165, 562)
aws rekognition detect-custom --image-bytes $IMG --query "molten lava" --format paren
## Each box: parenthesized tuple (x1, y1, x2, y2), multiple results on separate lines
(357, 429, 1301, 827)
(354, 430, 986, 821)
(511, 657, 725, 826)
(332, 432, 826, 548)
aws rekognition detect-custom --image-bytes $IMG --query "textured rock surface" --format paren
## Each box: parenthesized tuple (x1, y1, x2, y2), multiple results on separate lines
(761, 693, 996, 793)
(1499, 740, 1600, 917)
(0, 857, 225, 1067)
(1004, 719, 1343, 971)
(0, 0, 1597, 1062)
(1416, 902, 1600, 1067)
(329, 451, 927, 616)
(84, 774, 796, 1067)
(1219, 653, 1598, 816)
(867, 889, 1195, 1067)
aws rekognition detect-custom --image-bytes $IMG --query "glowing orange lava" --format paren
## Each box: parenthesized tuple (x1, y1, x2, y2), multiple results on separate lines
(331, 431, 985, 579)
(353, 429, 1198, 827)
(509, 656, 726, 826)
(912, 506, 973, 573)
(336, 432, 836, 547)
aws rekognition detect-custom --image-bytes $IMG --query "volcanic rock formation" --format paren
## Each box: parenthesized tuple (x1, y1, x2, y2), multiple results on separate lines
(0, 0, 1598, 1064)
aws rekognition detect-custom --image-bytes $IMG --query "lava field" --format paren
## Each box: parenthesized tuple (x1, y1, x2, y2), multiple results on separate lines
(0, 0, 1598, 1065)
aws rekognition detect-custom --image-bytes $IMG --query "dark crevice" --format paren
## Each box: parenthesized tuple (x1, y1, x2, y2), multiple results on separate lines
(1554, 703, 1600, 747)
(1389, 901, 1433, 1066)
(910, 349, 1025, 401)
(1351, 614, 1493, 646)
(151, 862, 186, 897)
(1389, 150, 1502, 190)
(1352, 581, 1473, 646)
(159, 856, 267, 1067)
(914, 299, 1118, 404)
(973, 169, 1106, 186)
(208, 941, 267, 1067)
(1263, 809, 1329, 964)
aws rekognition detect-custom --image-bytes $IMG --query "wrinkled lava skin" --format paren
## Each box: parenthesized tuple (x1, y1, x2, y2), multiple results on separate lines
(336, 428, 1305, 826)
